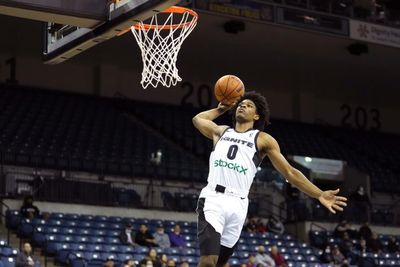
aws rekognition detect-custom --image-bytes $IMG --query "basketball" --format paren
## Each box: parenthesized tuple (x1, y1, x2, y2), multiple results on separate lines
(214, 75, 245, 105)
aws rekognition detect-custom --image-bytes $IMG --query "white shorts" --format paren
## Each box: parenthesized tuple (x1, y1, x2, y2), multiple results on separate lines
(197, 185, 249, 249)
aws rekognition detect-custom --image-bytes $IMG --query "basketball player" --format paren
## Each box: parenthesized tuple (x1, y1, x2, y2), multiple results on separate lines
(192, 91, 347, 267)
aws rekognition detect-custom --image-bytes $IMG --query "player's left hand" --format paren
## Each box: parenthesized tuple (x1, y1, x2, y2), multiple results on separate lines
(318, 189, 347, 214)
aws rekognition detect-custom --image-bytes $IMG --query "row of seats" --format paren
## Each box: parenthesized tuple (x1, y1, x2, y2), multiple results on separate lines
(0, 85, 207, 182)
(6, 210, 323, 266)
(2, 85, 400, 194)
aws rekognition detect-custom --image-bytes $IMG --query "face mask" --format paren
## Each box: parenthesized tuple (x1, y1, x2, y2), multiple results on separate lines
(358, 187, 365, 195)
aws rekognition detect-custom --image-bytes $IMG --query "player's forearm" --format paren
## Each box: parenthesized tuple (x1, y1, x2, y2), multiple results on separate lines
(193, 108, 224, 121)
(286, 168, 323, 199)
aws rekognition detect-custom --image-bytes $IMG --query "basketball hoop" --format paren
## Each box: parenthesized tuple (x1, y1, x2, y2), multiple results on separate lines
(131, 6, 198, 89)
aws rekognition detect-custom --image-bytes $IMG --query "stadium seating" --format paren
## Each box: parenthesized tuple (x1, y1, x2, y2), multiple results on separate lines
(0, 85, 399, 194)
(5, 210, 326, 267)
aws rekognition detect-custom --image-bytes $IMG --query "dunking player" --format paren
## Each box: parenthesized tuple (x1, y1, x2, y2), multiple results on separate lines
(192, 92, 347, 267)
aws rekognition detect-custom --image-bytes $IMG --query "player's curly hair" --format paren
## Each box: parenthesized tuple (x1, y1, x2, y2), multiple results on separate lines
(232, 91, 270, 131)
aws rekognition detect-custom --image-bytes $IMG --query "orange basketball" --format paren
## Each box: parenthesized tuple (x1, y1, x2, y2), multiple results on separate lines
(214, 75, 245, 105)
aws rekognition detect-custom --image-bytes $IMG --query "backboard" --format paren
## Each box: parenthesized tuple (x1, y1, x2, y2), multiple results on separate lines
(34, 0, 179, 64)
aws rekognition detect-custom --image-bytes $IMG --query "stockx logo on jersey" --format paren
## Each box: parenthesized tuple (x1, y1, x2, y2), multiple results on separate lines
(214, 159, 248, 175)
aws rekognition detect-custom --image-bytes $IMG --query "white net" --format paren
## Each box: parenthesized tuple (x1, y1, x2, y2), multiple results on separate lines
(131, 7, 198, 89)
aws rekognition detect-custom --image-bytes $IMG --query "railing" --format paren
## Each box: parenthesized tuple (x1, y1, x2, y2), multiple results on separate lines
(0, 199, 11, 244)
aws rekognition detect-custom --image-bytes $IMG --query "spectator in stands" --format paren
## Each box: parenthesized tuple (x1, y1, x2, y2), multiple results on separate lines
(358, 221, 372, 240)
(387, 236, 400, 253)
(124, 259, 137, 267)
(331, 245, 349, 267)
(16, 242, 37, 267)
(246, 218, 257, 232)
(135, 224, 157, 247)
(355, 239, 369, 254)
(179, 260, 189, 267)
(367, 232, 383, 253)
(266, 216, 284, 235)
(339, 232, 354, 258)
(334, 220, 353, 239)
(103, 258, 115, 267)
(245, 255, 256, 267)
(20, 196, 40, 219)
(320, 245, 334, 264)
(120, 224, 138, 247)
(168, 224, 185, 248)
(255, 246, 275, 267)
(140, 248, 161, 267)
(166, 260, 175, 267)
(270, 245, 287, 267)
(256, 219, 267, 233)
(154, 225, 170, 248)
(160, 254, 168, 267)
(349, 185, 371, 223)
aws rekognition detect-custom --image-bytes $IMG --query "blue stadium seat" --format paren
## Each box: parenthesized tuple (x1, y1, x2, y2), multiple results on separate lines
(31, 228, 46, 246)
(48, 219, 63, 226)
(93, 230, 107, 237)
(117, 253, 131, 262)
(87, 244, 105, 253)
(135, 247, 149, 254)
(180, 248, 196, 256)
(94, 216, 108, 222)
(100, 253, 118, 261)
(44, 241, 62, 255)
(77, 228, 93, 236)
(168, 255, 180, 263)
(104, 237, 120, 245)
(305, 255, 318, 262)
(88, 237, 105, 244)
(6, 210, 21, 230)
(70, 258, 85, 267)
(228, 258, 240, 266)
(18, 220, 34, 238)
(50, 213, 65, 219)
(65, 221, 78, 227)
(105, 230, 120, 237)
(64, 214, 80, 221)
(108, 217, 122, 223)
(60, 228, 76, 235)
(237, 245, 248, 252)
(119, 246, 134, 254)
(1, 257, 16, 267)
(0, 247, 18, 258)
(236, 251, 249, 260)
(87, 260, 103, 267)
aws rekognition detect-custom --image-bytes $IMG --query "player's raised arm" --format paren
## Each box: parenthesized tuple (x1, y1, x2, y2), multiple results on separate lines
(257, 132, 347, 214)
(192, 103, 234, 140)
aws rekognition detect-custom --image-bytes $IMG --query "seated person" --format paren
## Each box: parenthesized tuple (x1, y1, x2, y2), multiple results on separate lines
(16, 242, 37, 267)
(120, 224, 138, 246)
(140, 248, 161, 267)
(153, 225, 170, 248)
(135, 224, 157, 247)
(20, 196, 40, 219)
(168, 224, 185, 248)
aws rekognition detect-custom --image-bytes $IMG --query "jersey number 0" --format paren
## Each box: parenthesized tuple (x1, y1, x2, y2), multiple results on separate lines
(227, 145, 238, 160)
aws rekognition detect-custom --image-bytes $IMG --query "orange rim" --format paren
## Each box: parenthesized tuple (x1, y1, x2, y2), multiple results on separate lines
(131, 6, 198, 31)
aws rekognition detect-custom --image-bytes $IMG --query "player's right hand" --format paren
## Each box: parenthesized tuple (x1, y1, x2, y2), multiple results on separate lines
(217, 101, 237, 113)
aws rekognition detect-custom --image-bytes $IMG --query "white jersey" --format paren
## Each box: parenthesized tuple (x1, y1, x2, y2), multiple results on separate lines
(206, 128, 262, 193)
